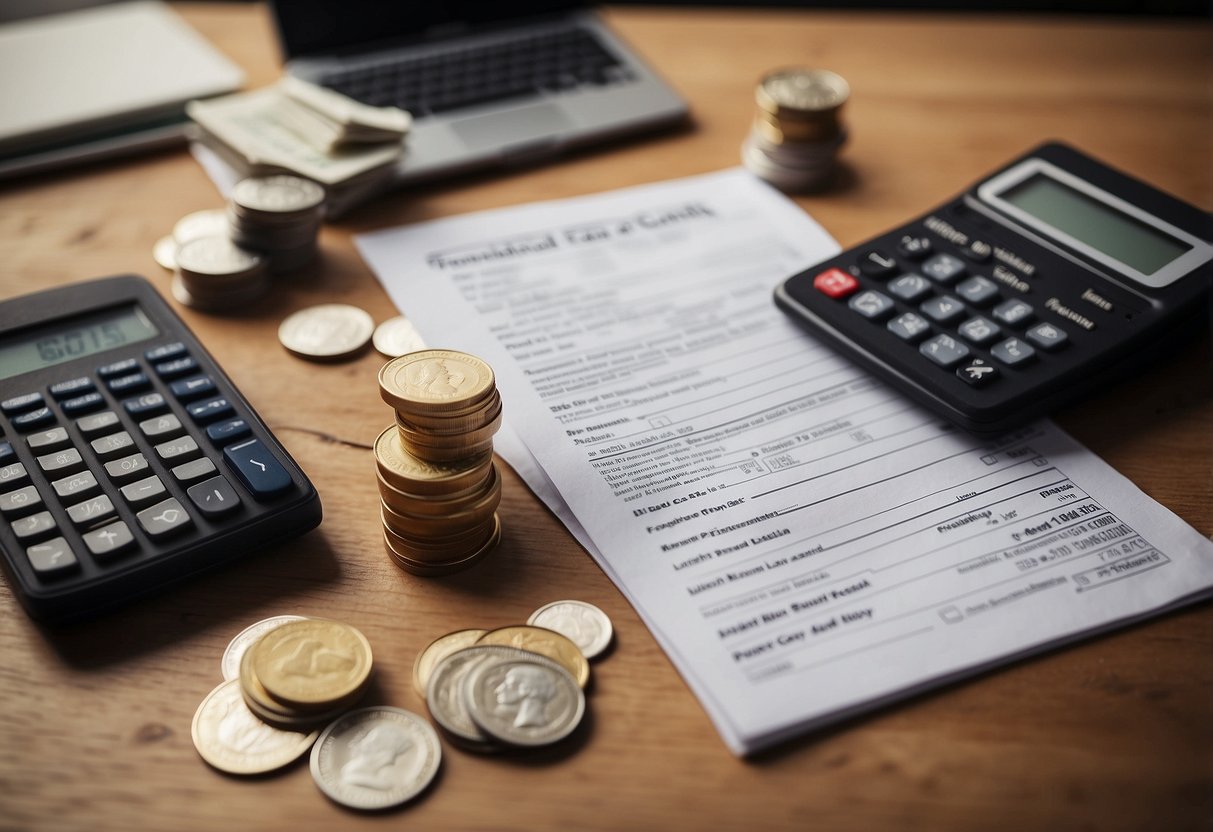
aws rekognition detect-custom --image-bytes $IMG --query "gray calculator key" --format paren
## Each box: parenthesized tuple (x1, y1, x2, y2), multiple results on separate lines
(957, 316, 1002, 345)
(77, 410, 121, 438)
(0, 485, 42, 516)
(0, 442, 14, 465)
(67, 494, 116, 527)
(955, 276, 1000, 306)
(887, 312, 932, 343)
(990, 337, 1036, 367)
(0, 461, 29, 489)
(124, 392, 168, 418)
(120, 475, 167, 507)
(38, 447, 85, 475)
(1, 391, 44, 414)
(848, 290, 895, 320)
(139, 413, 183, 440)
(887, 273, 932, 302)
(187, 475, 242, 518)
(91, 431, 135, 459)
(104, 452, 149, 482)
(27, 426, 70, 452)
(83, 520, 135, 559)
(12, 510, 55, 541)
(155, 435, 201, 463)
(956, 358, 999, 387)
(136, 498, 193, 539)
(49, 377, 95, 399)
(993, 298, 1034, 327)
(1026, 322, 1068, 350)
(172, 457, 217, 483)
(27, 537, 78, 576)
(52, 470, 100, 501)
(921, 253, 966, 284)
(919, 334, 971, 368)
(919, 295, 966, 324)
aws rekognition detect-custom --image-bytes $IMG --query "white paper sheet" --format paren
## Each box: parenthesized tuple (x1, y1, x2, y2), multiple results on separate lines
(357, 169, 1213, 754)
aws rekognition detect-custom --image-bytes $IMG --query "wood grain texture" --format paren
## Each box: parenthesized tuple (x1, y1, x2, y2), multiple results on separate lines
(0, 4, 1209, 831)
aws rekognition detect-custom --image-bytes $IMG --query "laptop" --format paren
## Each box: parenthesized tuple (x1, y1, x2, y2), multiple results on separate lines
(268, 1, 689, 184)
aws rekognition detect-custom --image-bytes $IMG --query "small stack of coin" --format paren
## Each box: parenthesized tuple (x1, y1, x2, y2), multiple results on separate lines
(374, 350, 504, 576)
(742, 67, 850, 192)
(172, 233, 270, 312)
(228, 175, 325, 273)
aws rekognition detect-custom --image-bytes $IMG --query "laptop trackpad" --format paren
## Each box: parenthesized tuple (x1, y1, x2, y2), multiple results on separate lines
(450, 103, 573, 152)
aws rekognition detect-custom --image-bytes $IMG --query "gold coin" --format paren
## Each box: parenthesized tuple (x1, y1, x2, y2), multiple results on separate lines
(249, 619, 373, 708)
(379, 350, 495, 414)
(475, 625, 590, 689)
(383, 515, 501, 576)
(378, 463, 498, 518)
(412, 629, 489, 696)
(399, 435, 495, 463)
(396, 405, 502, 447)
(192, 679, 320, 774)
(755, 67, 850, 117)
(382, 515, 498, 562)
(380, 487, 500, 539)
(395, 389, 501, 433)
(374, 425, 493, 494)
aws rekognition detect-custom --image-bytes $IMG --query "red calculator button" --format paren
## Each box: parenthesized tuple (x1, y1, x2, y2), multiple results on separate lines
(813, 268, 860, 299)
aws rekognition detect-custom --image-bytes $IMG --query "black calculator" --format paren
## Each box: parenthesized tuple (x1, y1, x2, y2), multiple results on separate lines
(775, 141, 1213, 434)
(0, 275, 321, 622)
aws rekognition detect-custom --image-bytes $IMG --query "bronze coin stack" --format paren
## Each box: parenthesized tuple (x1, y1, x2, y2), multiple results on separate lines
(742, 67, 850, 192)
(375, 349, 503, 576)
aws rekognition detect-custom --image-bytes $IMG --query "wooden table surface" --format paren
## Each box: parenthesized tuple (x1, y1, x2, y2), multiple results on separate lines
(0, 4, 1210, 830)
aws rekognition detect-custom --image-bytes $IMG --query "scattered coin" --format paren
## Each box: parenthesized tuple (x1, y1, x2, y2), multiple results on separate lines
(527, 600, 613, 660)
(372, 315, 427, 357)
(425, 645, 500, 748)
(278, 303, 374, 361)
(172, 209, 229, 245)
(310, 707, 442, 811)
(412, 628, 489, 696)
(250, 618, 374, 708)
(221, 614, 310, 681)
(463, 648, 585, 747)
(152, 235, 179, 271)
(192, 679, 320, 775)
(476, 625, 590, 688)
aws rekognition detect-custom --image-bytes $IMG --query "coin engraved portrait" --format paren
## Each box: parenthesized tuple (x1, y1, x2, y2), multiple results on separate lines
(406, 358, 468, 397)
(494, 664, 560, 728)
(339, 724, 415, 791)
(273, 637, 356, 678)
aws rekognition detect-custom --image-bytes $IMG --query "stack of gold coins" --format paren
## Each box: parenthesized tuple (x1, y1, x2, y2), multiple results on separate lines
(742, 67, 850, 192)
(238, 618, 374, 730)
(374, 350, 503, 575)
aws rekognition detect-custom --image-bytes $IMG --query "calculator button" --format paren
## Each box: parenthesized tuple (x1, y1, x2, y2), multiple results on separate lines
(990, 337, 1036, 367)
(60, 392, 106, 416)
(67, 494, 116, 527)
(12, 407, 55, 432)
(146, 342, 188, 363)
(97, 358, 140, 379)
(813, 268, 859, 299)
(225, 439, 292, 498)
(108, 372, 151, 395)
(957, 316, 1002, 346)
(104, 452, 150, 482)
(206, 418, 251, 446)
(187, 397, 234, 424)
(187, 475, 242, 518)
(956, 358, 999, 387)
(121, 475, 167, 507)
(49, 377, 95, 399)
(91, 431, 136, 460)
(921, 253, 966, 284)
(170, 375, 216, 401)
(77, 410, 121, 438)
(0, 442, 14, 464)
(155, 435, 201, 464)
(12, 510, 56, 541)
(137, 498, 193, 539)
(919, 334, 970, 368)
(887, 274, 932, 302)
(0, 485, 42, 517)
(919, 295, 966, 324)
(37, 447, 85, 476)
(123, 392, 168, 418)
(848, 290, 895, 321)
(52, 470, 101, 502)
(896, 234, 933, 260)
(139, 413, 183, 440)
(83, 520, 135, 559)
(961, 240, 993, 262)
(1026, 322, 1069, 351)
(992, 299, 1034, 327)
(857, 250, 897, 278)
(27, 427, 70, 452)
(887, 312, 931, 343)
(155, 356, 198, 379)
(26, 537, 78, 577)
(0, 461, 30, 489)
(954, 276, 1000, 306)
(1, 392, 46, 414)
(172, 457, 218, 483)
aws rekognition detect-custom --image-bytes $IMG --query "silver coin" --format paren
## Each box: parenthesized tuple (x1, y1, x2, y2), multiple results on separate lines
(233, 175, 325, 214)
(220, 615, 310, 681)
(310, 706, 441, 810)
(175, 234, 265, 277)
(463, 648, 585, 747)
(424, 646, 496, 746)
(278, 303, 374, 361)
(191, 680, 320, 775)
(372, 316, 427, 358)
(172, 209, 228, 245)
(152, 236, 178, 271)
(526, 600, 614, 660)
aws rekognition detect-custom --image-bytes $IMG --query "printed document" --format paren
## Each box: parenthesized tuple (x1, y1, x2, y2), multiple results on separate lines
(358, 169, 1213, 754)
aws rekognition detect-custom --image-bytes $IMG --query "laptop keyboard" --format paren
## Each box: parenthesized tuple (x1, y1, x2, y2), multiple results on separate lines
(317, 26, 636, 118)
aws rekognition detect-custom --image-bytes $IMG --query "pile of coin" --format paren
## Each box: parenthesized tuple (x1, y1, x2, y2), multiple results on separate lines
(173, 234, 269, 313)
(742, 67, 850, 192)
(374, 350, 503, 576)
(229, 175, 325, 273)
(415, 600, 613, 752)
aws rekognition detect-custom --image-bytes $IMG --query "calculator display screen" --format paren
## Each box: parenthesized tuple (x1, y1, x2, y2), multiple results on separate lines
(998, 172, 1190, 276)
(0, 304, 158, 381)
